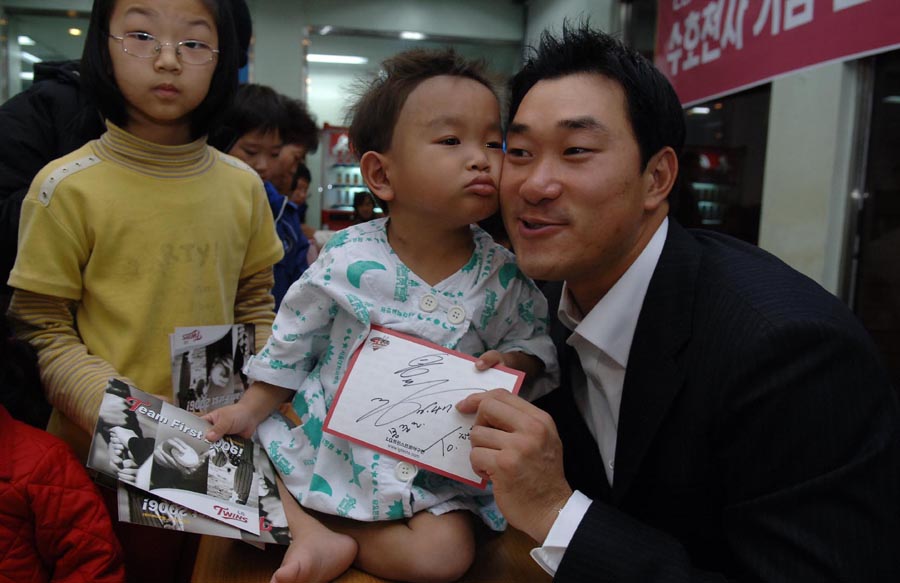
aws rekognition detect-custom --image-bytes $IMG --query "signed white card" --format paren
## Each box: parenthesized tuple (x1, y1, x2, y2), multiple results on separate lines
(323, 325, 524, 488)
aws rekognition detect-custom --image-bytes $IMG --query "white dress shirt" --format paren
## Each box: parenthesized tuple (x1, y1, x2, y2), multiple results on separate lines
(530, 218, 668, 576)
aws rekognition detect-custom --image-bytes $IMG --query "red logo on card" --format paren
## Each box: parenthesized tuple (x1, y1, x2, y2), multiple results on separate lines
(369, 337, 390, 351)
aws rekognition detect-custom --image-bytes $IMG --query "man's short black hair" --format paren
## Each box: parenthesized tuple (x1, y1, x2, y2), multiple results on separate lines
(508, 21, 686, 169)
(81, 0, 240, 140)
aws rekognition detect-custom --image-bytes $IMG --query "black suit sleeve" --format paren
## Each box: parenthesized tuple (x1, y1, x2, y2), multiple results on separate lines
(556, 317, 900, 582)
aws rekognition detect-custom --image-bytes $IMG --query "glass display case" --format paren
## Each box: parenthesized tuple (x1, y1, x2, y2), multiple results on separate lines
(318, 124, 382, 230)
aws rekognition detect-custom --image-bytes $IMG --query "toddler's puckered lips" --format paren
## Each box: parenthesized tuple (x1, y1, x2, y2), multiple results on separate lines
(464, 175, 497, 196)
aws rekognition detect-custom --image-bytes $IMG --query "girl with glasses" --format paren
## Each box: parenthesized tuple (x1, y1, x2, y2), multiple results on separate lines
(6, 1, 282, 579)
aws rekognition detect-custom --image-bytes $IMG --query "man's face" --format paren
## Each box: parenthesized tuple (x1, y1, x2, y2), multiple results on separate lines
(272, 143, 308, 194)
(501, 73, 664, 311)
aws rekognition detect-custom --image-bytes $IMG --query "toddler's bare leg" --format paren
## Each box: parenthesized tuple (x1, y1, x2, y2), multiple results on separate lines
(334, 510, 475, 583)
(272, 476, 357, 583)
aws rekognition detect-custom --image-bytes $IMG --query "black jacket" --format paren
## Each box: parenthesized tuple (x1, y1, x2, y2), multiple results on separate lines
(540, 221, 900, 581)
(0, 60, 105, 294)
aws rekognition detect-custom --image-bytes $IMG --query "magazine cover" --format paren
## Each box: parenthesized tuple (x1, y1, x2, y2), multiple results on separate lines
(117, 483, 243, 539)
(87, 379, 260, 535)
(170, 324, 254, 415)
(240, 439, 293, 547)
(115, 438, 292, 545)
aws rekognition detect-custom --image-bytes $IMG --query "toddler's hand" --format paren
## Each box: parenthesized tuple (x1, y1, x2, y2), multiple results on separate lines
(475, 350, 543, 378)
(474, 350, 506, 371)
(203, 402, 258, 442)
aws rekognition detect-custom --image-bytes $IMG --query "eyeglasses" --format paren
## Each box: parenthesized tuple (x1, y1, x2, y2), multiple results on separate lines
(109, 32, 219, 65)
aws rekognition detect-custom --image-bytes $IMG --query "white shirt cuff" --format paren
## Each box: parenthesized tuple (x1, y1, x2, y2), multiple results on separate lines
(528, 490, 593, 576)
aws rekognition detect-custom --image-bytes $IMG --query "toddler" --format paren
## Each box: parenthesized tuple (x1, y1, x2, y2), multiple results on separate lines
(206, 48, 558, 583)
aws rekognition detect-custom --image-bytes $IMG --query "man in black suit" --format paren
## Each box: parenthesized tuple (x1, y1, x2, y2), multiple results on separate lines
(458, 23, 900, 581)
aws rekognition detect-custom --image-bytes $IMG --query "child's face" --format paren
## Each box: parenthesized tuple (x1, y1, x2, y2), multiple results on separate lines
(355, 197, 375, 221)
(383, 75, 502, 228)
(272, 144, 308, 194)
(108, 0, 218, 144)
(289, 178, 310, 206)
(229, 129, 283, 183)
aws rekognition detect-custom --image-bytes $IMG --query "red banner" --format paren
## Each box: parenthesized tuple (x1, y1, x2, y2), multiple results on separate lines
(654, 0, 900, 106)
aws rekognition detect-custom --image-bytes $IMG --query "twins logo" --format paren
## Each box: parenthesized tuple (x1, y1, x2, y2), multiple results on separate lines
(181, 329, 202, 342)
(369, 337, 390, 352)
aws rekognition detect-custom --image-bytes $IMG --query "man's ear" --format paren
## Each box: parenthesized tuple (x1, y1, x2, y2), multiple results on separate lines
(642, 146, 678, 212)
(359, 151, 395, 204)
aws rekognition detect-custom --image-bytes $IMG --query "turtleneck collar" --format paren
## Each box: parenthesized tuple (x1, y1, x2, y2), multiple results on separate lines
(93, 121, 216, 179)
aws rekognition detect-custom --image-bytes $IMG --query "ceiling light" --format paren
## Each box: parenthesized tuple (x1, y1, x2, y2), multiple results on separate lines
(68, 28, 82, 36)
(319, 25, 333, 35)
(21, 51, 42, 64)
(400, 31, 426, 40)
(687, 106, 711, 115)
(20, 71, 35, 80)
(306, 54, 368, 65)
(883, 96, 900, 104)
(18, 35, 36, 46)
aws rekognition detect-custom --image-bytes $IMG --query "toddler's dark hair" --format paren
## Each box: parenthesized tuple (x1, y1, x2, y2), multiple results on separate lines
(347, 48, 498, 158)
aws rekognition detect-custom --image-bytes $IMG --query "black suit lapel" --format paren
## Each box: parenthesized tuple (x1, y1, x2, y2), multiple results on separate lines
(611, 222, 699, 503)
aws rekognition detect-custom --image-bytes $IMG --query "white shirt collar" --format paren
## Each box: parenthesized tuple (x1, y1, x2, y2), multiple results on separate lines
(558, 218, 668, 367)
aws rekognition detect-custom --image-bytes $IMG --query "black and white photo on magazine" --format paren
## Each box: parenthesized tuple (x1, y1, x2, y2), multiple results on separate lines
(171, 324, 254, 415)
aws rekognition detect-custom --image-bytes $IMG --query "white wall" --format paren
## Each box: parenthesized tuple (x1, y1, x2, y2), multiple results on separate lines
(524, 0, 618, 48)
(758, 62, 860, 294)
(245, 0, 527, 227)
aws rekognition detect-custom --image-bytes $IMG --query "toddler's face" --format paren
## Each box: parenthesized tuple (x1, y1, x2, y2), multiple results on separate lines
(384, 75, 502, 228)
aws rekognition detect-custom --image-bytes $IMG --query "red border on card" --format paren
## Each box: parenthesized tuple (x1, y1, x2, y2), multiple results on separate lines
(323, 325, 524, 489)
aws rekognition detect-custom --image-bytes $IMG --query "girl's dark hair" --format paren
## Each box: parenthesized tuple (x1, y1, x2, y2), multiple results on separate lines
(347, 48, 498, 157)
(81, 0, 240, 139)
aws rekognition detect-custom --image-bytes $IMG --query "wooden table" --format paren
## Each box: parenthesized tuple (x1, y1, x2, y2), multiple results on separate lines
(191, 526, 551, 583)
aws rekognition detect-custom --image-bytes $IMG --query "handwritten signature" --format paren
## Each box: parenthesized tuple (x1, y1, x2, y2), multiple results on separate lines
(356, 353, 485, 427)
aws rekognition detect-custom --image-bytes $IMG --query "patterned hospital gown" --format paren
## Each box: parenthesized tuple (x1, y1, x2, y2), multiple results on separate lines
(245, 219, 558, 530)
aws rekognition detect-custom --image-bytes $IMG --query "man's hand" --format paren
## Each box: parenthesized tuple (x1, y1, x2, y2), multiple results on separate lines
(457, 389, 573, 544)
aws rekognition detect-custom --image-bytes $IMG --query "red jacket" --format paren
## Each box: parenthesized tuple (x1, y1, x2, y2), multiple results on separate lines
(0, 405, 125, 582)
